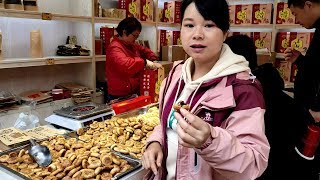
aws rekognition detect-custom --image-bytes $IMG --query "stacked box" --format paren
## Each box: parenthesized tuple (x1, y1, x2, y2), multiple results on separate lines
(157, 8, 164, 22)
(172, 31, 181, 45)
(118, 0, 141, 19)
(140, 0, 154, 22)
(252, 4, 272, 24)
(140, 68, 164, 103)
(276, 32, 291, 53)
(102, 8, 126, 19)
(158, 30, 167, 52)
(252, 32, 272, 50)
(276, 2, 296, 24)
(163, 1, 182, 23)
(275, 59, 291, 82)
(162, 45, 187, 62)
(100, 27, 115, 55)
(290, 32, 312, 55)
(229, 5, 236, 25)
(235, 4, 252, 25)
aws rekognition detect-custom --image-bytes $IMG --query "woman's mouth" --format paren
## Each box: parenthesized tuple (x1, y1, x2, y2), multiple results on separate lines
(190, 44, 206, 53)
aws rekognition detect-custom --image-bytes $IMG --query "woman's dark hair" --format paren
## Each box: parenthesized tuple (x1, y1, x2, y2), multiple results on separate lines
(288, 0, 320, 8)
(180, 0, 230, 32)
(224, 35, 258, 70)
(116, 17, 142, 36)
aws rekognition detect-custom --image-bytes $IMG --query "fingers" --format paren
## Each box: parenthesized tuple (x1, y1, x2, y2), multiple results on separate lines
(156, 151, 163, 167)
(176, 123, 197, 148)
(179, 108, 205, 130)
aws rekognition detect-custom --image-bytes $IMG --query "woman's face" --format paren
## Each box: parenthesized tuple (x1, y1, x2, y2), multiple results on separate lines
(122, 30, 140, 44)
(181, 2, 226, 64)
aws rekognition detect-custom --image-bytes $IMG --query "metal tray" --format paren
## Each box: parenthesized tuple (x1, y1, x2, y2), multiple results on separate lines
(0, 133, 142, 180)
(53, 102, 113, 120)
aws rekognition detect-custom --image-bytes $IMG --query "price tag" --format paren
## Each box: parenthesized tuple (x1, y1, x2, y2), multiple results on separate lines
(45, 58, 55, 65)
(42, 13, 52, 20)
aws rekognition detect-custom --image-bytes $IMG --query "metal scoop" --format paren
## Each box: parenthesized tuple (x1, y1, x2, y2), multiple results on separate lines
(28, 139, 52, 167)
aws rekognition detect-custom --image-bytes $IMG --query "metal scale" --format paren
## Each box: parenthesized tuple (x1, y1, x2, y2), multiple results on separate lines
(45, 102, 114, 130)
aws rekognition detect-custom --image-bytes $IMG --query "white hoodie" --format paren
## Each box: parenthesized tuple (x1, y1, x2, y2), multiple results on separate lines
(167, 44, 250, 180)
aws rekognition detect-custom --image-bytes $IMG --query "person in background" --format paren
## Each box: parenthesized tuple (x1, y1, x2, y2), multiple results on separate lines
(284, 0, 320, 179)
(225, 34, 302, 180)
(142, 0, 270, 179)
(105, 17, 162, 102)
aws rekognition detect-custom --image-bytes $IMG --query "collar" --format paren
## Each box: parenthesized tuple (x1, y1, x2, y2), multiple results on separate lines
(114, 36, 134, 48)
(313, 17, 320, 29)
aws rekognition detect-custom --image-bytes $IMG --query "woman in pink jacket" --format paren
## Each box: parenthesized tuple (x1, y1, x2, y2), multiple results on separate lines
(142, 0, 270, 179)
(105, 17, 161, 102)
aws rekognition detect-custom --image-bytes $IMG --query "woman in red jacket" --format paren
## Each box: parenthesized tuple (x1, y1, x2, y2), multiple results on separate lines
(105, 17, 162, 102)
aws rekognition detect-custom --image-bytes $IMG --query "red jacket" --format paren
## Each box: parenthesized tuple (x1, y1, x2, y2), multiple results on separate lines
(105, 37, 158, 96)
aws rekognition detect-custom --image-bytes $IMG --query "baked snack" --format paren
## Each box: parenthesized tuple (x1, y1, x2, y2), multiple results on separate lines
(173, 101, 190, 112)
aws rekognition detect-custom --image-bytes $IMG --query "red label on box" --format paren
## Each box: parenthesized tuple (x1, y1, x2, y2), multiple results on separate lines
(164, 1, 181, 23)
(158, 30, 167, 52)
(140, 70, 158, 102)
(172, 31, 181, 45)
(276, 32, 291, 53)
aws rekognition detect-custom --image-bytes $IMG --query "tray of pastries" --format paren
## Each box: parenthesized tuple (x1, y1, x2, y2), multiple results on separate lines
(0, 134, 141, 179)
(74, 103, 160, 159)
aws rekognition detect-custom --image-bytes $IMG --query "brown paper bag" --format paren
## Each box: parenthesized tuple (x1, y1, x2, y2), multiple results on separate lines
(30, 30, 43, 58)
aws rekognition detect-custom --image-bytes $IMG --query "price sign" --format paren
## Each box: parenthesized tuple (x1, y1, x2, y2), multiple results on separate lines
(42, 13, 52, 20)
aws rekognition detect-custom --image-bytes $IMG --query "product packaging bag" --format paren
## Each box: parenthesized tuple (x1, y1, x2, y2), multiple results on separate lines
(30, 30, 43, 58)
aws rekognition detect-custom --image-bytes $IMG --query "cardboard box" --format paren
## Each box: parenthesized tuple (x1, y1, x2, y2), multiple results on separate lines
(253, 32, 272, 50)
(111, 96, 151, 114)
(162, 45, 188, 62)
(289, 32, 312, 55)
(276, 2, 296, 24)
(140, 0, 153, 22)
(157, 8, 164, 22)
(100, 27, 115, 55)
(252, 4, 272, 24)
(118, 0, 141, 19)
(235, 4, 252, 25)
(158, 30, 167, 52)
(276, 32, 291, 53)
(164, 1, 182, 23)
(159, 61, 173, 78)
(229, 5, 236, 25)
(275, 59, 291, 82)
(140, 68, 164, 103)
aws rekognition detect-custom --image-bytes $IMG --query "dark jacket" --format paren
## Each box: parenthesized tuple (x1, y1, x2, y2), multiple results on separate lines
(105, 37, 158, 97)
(254, 63, 303, 180)
(291, 18, 320, 180)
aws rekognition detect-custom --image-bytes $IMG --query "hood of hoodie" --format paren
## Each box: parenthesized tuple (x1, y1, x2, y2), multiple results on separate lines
(175, 44, 249, 104)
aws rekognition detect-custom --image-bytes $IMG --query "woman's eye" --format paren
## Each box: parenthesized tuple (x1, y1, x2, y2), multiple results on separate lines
(184, 24, 194, 28)
(205, 24, 215, 28)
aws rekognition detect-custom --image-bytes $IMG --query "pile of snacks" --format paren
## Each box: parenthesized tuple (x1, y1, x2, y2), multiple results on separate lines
(0, 135, 132, 179)
(77, 107, 160, 159)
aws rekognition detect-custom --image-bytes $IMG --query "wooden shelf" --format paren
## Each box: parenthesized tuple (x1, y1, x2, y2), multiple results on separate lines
(0, 56, 92, 69)
(0, 9, 91, 22)
(275, 24, 304, 29)
(95, 55, 106, 62)
(95, 17, 156, 26)
(231, 24, 273, 29)
(157, 22, 181, 28)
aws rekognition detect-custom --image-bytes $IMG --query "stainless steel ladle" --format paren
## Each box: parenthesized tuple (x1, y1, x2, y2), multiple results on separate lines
(28, 139, 52, 167)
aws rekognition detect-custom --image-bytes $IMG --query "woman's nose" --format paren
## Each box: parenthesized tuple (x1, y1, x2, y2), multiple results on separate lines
(193, 27, 204, 40)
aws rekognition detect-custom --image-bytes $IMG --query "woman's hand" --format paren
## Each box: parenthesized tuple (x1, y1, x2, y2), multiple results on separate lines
(309, 109, 320, 123)
(142, 142, 163, 175)
(146, 60, 163, 70)
(175, 108, 211, 148)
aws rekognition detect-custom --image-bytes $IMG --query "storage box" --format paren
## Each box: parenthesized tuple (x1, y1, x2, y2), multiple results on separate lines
(95, 39, 102, 55)
(112, 96, 151, 114)
(140, 0, 153, 22)
(276, 2, 296, 24)
(235, 4, 252, 25)
(229, 5, 236, 25)
(140, 68, 164, 103)
(275, 59, 291, 82)
(100, 27, 115, 55)
(162, 45, 188, 62)
(164, 1, 182, 23)
(118, 0, 141, 19)
(253, 32, 272, 50)
(276, 32, 291, 53)
(252, 4, 272, 24)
